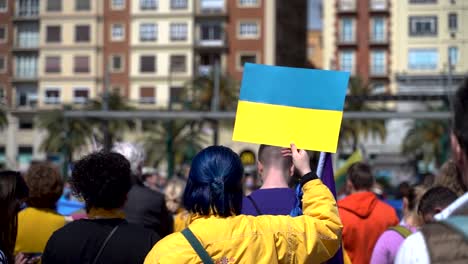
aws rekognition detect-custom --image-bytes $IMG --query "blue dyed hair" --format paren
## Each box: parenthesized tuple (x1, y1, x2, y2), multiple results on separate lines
(183, 146, 244, 217)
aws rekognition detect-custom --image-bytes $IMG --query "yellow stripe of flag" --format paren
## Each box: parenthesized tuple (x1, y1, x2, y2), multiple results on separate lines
(233, 101, 343, 153)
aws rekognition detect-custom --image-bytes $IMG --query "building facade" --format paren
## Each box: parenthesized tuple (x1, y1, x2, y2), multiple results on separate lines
(308, 30, 323, 68)
(323, 0, 391, 93)
(0, 0, 307, 170)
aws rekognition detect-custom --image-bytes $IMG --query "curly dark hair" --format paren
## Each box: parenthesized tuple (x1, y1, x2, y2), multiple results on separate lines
(24, 162, 64, 209)
(71, 151, 131, 210)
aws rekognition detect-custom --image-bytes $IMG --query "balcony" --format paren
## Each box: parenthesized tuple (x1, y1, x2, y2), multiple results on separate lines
(198, 65, 213, 76)
(15, 86, 38, 110)
(369, 0, 389, 13)
(195, 38, 227, 50)
(196, 0, 227, 18)
(338, 0, 356, 14)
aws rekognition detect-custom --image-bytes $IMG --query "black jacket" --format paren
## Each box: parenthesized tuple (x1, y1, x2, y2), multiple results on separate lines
(124, 184, 173, 237)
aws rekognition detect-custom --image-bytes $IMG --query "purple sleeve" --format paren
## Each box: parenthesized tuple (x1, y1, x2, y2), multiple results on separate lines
(370, 230, 405, 264)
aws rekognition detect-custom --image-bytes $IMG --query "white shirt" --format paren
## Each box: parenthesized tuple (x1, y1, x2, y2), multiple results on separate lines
(395, 193, 468, 264)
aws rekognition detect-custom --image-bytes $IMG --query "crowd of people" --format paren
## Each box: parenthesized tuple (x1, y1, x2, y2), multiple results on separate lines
(0, 78, 467, 264)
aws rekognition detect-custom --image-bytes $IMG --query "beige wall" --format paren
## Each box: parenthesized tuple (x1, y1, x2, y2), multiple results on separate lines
(129, 79, 186, 108)
(322, 0, 336, 70)
(392, 1, 468, 74)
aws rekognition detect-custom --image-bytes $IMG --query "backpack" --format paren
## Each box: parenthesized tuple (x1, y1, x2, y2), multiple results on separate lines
(388, 225, 412, 239)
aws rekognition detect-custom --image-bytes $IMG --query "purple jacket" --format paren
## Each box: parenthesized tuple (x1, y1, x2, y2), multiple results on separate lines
(370, 225, 417, 264)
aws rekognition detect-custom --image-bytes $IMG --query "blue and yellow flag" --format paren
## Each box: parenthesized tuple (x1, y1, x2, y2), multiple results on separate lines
(233, 63, 349, 153)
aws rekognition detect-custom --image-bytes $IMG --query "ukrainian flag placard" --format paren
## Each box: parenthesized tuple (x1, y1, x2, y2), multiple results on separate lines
(232, 63, 349, 153)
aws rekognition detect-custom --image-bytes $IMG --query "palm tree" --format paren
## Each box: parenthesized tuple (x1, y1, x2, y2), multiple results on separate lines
(141, 120, 208, 169)
(0, 104, 8, 130)
(402, 119, 449, 168)
(340, 77, 387, 151)
(186, 73, 239, 111)
(87, 92, 135, 150)
(37, 105, 93, 167)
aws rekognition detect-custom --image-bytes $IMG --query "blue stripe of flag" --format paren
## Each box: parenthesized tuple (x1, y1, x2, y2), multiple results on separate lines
(239, 63, 349, 111)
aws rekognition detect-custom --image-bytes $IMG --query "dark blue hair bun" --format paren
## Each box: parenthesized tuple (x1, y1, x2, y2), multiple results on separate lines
(183, 146, 244, 217)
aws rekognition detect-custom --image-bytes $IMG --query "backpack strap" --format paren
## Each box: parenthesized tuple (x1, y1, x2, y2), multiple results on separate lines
(388, 225, 412, 239)
(181, 228, 214, 264)
(92, 222, 123, 264)
(441, 216, 468, 242)
(246, 195, 262, 215)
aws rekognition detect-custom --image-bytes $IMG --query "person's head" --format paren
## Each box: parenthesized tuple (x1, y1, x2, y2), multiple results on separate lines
(257, 144, 293, 181)
(418, 186, 458, 223)
(346, 162, 374, 193)
(165, 179, 185, 214)
(141, 173, 158, 190)
(452, 78, 468, 188)
(112, 142, 145, 180)
(397, 181, 411, 199)
(0, 171, 29, 263)
(435, 160, 466, 196)
(71, 151, 131, 211)
(183, 146, 244, 217)
(24, 162, 64, 209)
(402, 185, 426, 226)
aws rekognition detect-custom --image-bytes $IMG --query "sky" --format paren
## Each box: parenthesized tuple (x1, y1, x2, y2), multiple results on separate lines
(308, 0, 323, 30)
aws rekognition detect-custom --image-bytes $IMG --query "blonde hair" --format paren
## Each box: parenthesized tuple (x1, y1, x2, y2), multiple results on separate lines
(164, 179, 185, 213)
(435, 160, 466, 196)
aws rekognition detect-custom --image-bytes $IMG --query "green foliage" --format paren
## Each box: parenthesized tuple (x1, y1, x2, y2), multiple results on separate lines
(0, 104, 8, 130)
(37, 105, 93, 159)
(340, 77, 387, 150)
(186, 74, 239, 111)
(402, 119, 449, 167)
(141, 120, 208, 167)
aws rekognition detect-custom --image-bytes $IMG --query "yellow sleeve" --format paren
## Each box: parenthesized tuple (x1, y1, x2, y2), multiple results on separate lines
(256, 179, 343, 263)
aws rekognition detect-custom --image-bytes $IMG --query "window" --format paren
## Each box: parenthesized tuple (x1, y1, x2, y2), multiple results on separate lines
(238, 54, 257, 69)
(19, 119, 34, 129)
(17, 0, 40, 16)
(75, 25, 90, 42)
(239, 22, 259, 38)
(0, 85, 5, 102)
(340, 18, 354, 42)
(17, 23, 39, 48)
(111, 24, 124, 41)
(239, 0, 258, 6)
(140, 55, 156, 72)
(170, 23, 188, 41)
(170, 87, 184, 104)
(74, 56, 90, 73)
(75, 0, 90, 11)
(15, 55, 37, 78)
(44, 89, 60, 104)
(370, 0, 387, 10)
(139, 87, 155, 104)
(339, 50, 354, 73)
(140, 0, 157, 10)
(170, 55, 186, 73)
(201, 23, 222, 41)
(111, 0, 125, 9)
(110, 54, 124, 72)
(46, 26, 61, 43)
(0, 0, 6, 12)
(200, 0, 224, 10)
(47, 0, 61, 11)
(171, 0, 187, 9)
(409, 16, 437, 36)
(408, 49, 438, 70)
(449, 13, 457, 31)
(140, 23, 157, 42)
(409, 0, 437, 3)
(371, 17, 385, 42)
(73, 88, 89, 104)
(371, 50, 386, 75)
(0, 25, 6, 43)
(0, 55, 5, 73)
(339, 0, 355, 11)
(45, 56, 61, 73)
(449, 46, 458, 66)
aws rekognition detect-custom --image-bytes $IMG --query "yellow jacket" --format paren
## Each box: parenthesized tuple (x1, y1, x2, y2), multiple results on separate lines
(15, 207, 66, 254)
(145, 179, 342, 264)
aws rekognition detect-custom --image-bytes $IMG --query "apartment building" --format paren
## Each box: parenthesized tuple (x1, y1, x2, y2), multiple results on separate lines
(0, 0, 308, 169)
(323, 0, 391, 93)
(308, 30, 323, 68)
(392, 0, 468, 95)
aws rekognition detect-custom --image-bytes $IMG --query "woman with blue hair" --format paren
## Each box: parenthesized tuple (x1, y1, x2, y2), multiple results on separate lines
(145, 144, 342, 264)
